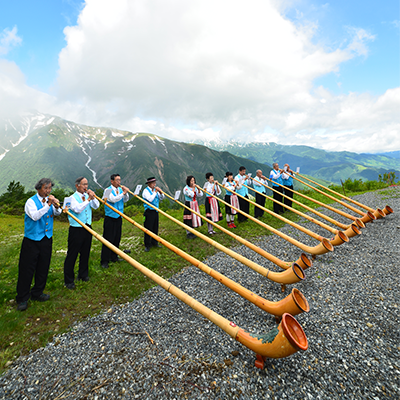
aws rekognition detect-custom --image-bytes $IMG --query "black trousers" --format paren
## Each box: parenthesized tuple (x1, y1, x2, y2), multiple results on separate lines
(283, 185, 294, 208)
(254, 192, 266, 218)
(101, 216, 122, 263)
(272, 186, 284, 214)
(16, 236, 52, 303)
(238, 195, 249, 222)
(144, 209, 159, 247)
(64, 226, 93, 284)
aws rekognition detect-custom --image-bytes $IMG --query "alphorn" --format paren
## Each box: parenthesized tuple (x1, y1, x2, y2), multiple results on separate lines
(290, 174, 376, 224)
(62, 205, 308, 368)
(296, 173, 393, 218)
(206, 184, 334, 257)
(240, 182, 349, 246)
(162, 189, 312, 272)
(247, 179, 361, 239)
(250, 176, 362, 237)
(95, 194, 309, 318)
(263, 176, 366, 229)
(129, 190, 305, 285)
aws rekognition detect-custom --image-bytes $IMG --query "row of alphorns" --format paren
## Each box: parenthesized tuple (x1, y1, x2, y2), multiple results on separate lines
(61, 172, 393, 369)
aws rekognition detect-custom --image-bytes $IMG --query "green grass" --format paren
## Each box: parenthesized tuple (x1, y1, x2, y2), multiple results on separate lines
(0, 186, 396, 374)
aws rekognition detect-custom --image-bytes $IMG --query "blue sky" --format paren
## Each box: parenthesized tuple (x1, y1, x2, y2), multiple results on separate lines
(0, 0, 399, 153)
(0, 0, 83, 91)
(296, 0, 399, 95)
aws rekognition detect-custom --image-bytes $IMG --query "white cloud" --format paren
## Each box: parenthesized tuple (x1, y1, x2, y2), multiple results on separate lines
(57, 0, 355, 119)
(345, 27, 376, 57)
(53, 0, 398, 153)
(1, 0, 399, 154)
(390, 20, 400, 29)
(0, 60, 45, 118)
(0, 26, 22, 56)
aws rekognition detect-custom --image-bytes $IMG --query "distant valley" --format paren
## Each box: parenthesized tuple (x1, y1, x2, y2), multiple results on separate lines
(192, 140, 400, 184)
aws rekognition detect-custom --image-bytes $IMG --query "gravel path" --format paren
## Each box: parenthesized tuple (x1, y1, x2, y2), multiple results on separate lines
(1, 187, 399, 399)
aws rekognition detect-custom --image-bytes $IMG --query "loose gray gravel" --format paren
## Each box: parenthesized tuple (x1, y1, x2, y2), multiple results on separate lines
(1, 187, 399, 399)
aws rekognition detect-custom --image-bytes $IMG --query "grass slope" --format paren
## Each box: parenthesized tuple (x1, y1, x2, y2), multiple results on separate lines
(2, 186, 396, 374)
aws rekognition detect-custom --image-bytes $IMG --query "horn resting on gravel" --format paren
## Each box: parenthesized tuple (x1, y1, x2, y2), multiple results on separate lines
(62, 204, 309, 368)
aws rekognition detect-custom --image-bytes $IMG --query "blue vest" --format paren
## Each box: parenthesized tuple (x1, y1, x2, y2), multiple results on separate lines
(68, 192, 92, 227)
(269, 171, 283, 187)
(104, 186, 124, 218)
(253, 178, 266, 193)
(143, 187, 160, 211)
(24, 195, 54, 241)
(235, 175, 248, 197)
(283, 175, 293, 187)
(224, 181, 235, 196)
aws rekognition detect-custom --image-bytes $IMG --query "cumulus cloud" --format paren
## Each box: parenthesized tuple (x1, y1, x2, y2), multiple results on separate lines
(52, 0, 400, 153)
(57, 0, 356, 119)
(0, 26, 22, 56)
(1, 0, 399, 154)
(0, 60, 47, 118)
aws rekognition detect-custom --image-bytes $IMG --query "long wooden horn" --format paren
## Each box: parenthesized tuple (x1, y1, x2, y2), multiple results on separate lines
(263, 175, 365, 229)
(62, 206, 308, 366)
(296, 173, 392, 219)
(162, 190, 312, 271)
(128, 190, 305, 285)
(249, 177, 361, 239)
(207, 184, 333, 257)
(95, 194, 309, 318)
(242, 182, 349, 246)
(290, 174, 376, 223)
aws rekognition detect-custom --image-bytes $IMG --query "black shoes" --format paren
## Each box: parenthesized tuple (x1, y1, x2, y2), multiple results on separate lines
(31, 293, 50, 302)
(101, 262, 109, 269)
(17, 293, 49, 310)
(186, 233, 196, 239)
(144, 247, 150, 252)
(17, 301, 28, 311)
(78, 276, 89, 282)
(123, 249, 131, 254)
(65, 283, 76, 290)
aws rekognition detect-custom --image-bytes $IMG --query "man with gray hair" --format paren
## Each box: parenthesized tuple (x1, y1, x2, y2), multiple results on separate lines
(16, 178, 61, 311)
(63, 177, 99, 289)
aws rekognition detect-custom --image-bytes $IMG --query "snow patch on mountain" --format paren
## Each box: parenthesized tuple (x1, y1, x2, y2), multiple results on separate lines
(0, 149, 9, 161)
(76, 137, 102, 188)
(123, 133, 138, 143)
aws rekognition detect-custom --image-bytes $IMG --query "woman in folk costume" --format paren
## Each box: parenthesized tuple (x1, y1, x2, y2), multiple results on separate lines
(223, 171, 240, 228)
(183, 175, 203, 239)
(203, 172, 223, 235)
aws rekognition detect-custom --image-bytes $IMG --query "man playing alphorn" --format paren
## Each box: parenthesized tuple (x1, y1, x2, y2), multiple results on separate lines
(142, 177, 164, 252)
(269, 163, 284, 214)
(16, 178, 61, 311)
(101, 174, 129, 269)
(64, 177, 99, 289)
(281, 164, 295, 208)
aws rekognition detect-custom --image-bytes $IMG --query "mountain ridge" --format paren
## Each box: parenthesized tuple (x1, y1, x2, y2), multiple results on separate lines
(0, 113, 271, 195)
(1, 112, 398, 195)
(191, 140, 400, 184)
